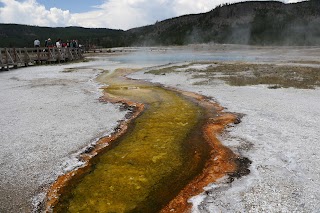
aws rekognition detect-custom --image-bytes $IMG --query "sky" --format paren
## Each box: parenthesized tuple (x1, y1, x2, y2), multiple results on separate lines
(0, 0, 306, 30)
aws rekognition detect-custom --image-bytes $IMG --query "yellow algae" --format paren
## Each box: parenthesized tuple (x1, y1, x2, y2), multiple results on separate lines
(53, 69, 210, 212)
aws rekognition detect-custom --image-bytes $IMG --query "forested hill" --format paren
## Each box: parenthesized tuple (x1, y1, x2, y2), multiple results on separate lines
(0, 25, 126, 48)
(127, 0, 320, 46)
(1, 0, 320, 47)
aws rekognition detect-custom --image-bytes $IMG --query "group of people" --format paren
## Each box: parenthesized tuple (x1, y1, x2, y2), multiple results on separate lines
(33, 38, 80, 48)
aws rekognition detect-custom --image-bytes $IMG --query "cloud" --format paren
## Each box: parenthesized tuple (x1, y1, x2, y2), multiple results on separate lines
(54, 0, 263, 29)
(0, 0, 307, 30)
(71, 0, 153, 30)
(284, 0, 305, 2)
(0, 0, 74, 27)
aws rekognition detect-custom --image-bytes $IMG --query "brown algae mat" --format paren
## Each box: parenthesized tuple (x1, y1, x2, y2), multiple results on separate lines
(45, 68, 250, 212)
(146, 62, 320, 89)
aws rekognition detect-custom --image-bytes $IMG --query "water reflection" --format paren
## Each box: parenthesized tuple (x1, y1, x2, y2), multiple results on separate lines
(107, 49, 256, 65)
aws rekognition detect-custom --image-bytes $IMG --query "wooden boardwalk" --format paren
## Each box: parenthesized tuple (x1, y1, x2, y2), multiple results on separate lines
(0, 47, 83, 70)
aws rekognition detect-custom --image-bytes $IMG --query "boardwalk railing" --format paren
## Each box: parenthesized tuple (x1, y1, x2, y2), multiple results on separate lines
(0, 47, 83, 70)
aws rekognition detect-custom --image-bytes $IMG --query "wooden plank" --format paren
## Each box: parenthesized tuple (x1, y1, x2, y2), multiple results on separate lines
(60, 48, 67, 61)
(37, 48, 40, 64)
(68, 48, 74, 61)
(47, 48, 56, 62)
(16, 48, 23, 64)
(12, 48, 18, 68)
(73, 48, 79, 59)
(4, 48, 9, 69)
(24, 47, 31, 66)
(0, 48, 4, 68)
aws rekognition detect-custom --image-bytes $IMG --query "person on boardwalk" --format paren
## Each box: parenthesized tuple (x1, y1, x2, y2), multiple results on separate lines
(45, 38, 53, 48)
(34, 39, 40, 47)
(56, 39, 61, 48)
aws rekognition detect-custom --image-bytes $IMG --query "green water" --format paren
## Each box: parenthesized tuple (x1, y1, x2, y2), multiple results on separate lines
(54, 70, 210, 212)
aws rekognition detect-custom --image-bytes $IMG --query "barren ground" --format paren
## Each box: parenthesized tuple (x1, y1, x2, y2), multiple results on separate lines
(0, 44, 319, 212)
